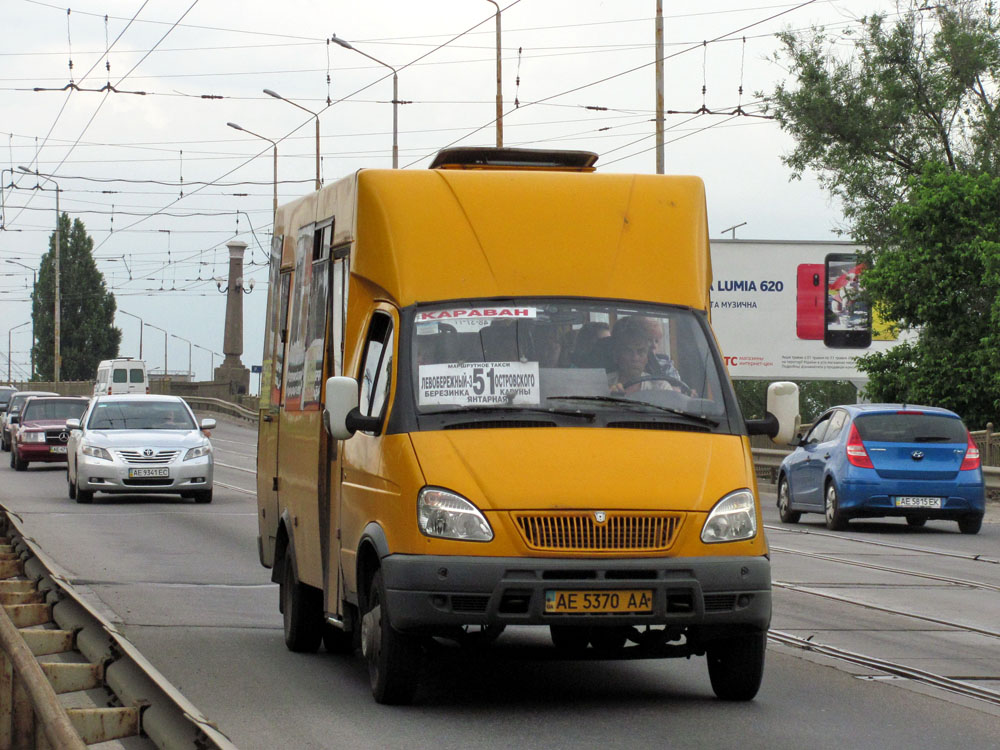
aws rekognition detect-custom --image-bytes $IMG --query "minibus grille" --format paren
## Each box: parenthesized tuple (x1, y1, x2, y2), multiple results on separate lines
(512, 512, 682, 552)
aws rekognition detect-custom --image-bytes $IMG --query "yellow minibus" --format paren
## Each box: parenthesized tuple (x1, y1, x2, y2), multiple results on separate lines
(256, 147, 798, 704)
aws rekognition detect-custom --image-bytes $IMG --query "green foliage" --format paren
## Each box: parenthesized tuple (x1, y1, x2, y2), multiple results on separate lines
(856, 166, 1000, 425)
(31, 214, 121, 380)
(765, 1, 1000, 248)
(764, 0, 1000, 427)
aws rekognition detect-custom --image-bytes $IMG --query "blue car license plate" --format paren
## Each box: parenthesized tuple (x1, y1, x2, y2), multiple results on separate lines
(893, 496, 942, 508)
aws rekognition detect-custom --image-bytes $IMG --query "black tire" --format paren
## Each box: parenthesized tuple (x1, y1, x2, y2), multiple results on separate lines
(1, 435, 8, 452)
(67, 469, 77, 500)
(12, 449, 27, 472)
(193, 489, 213, 504)
(707, 631, 766, 701)
(905, 516, 926, 527)
(281, 547, 323, 653)
(824, 482, 849, 531)
(958, 514, 983, 535)
(550, 625, 591, 652)
(776, 476, 800, 524)
(362, 569, 421, 705)
(76, 489, 94, 504)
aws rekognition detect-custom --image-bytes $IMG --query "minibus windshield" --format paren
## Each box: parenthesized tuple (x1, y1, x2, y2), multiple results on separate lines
(412, 299, 729, 425)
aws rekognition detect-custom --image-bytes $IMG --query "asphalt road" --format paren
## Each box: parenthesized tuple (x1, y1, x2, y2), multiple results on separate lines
(1, 419, 999, 750)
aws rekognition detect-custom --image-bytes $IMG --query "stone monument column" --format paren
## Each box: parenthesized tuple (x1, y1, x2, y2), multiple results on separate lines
(214, 240, 251, 394)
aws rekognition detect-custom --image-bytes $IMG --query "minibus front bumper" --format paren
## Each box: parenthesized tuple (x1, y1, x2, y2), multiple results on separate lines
(380, 554, 770, 632)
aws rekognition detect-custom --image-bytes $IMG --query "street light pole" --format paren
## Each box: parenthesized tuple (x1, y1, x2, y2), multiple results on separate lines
(170, 334, 192, 380)
(5, 260, 37, 378)
(485, 1, 503, 147)
(118, 309, 144, 360)
(228, 122, 278, 220)
(331, 35, 399, 168)
(7, 321, 29, 384)
(144, 323, 167, 385)
(263, 89, 321, 190)
(655, 0, 665, 174)
(17, 167, 60, 382)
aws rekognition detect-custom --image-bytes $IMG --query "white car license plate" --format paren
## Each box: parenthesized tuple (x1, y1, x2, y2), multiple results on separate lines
(128, 467, 169, 478)
(49, 446, 67, 454)
(894, 496, 942, 508)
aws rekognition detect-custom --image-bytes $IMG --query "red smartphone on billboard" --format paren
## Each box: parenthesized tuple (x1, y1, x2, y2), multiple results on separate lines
(796, 263, 824, 340)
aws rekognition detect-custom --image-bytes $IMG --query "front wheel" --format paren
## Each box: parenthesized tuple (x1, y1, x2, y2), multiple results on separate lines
(193, 489, 213, 504)
(67, 469, 77, 500)
(958, 514, 983, 535)
(281, 547, 323, 653)
(12, 450, 27, 471)
(76, 488, 94, 504)
(362, 569, 421, 705)
(824, 483, 849, 531)
(777, 476, 800, 523)
(707, 631, 766, 701)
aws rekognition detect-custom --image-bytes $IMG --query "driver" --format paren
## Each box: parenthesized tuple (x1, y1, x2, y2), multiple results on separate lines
(607, 316, 678, 395)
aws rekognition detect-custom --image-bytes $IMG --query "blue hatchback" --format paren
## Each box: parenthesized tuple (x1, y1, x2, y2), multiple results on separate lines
(776, 404, 985, 534)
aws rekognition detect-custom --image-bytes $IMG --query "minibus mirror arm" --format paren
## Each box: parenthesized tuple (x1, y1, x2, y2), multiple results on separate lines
(746, 412, 778, 438)
(345, 408, 382, 435)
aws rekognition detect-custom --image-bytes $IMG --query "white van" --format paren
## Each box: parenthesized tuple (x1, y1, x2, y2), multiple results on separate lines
(94, 358, 150, 396)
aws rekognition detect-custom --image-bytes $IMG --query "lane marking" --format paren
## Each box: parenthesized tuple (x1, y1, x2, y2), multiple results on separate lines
(215, 480, 256, 496)
(215, 461, 255, 475)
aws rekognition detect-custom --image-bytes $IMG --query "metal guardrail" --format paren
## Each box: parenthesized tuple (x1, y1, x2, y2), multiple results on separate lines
(0, 509, 239, 750)
(752, 447, 1000, 491)
(182, 396, 257, 425)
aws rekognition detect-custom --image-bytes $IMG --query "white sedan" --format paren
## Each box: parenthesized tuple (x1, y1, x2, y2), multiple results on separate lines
(66, 395, 216, 504)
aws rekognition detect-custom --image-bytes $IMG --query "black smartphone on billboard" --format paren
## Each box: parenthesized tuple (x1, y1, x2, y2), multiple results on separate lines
(824, 253, 871, 348)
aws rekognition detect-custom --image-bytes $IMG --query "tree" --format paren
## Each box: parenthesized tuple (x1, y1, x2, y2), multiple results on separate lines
(32, 213, 120, 380)
(764, 0, 1000, 423)
(857, 165, 1000, 425)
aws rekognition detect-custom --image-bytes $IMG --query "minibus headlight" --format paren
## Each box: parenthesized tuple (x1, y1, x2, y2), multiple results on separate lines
(82, 445, 113, 462)
(701, 490, 757, 543)
(417, 487, 493, 542)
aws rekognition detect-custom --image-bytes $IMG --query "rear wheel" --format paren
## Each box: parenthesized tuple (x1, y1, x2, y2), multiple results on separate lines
(707, 631, 766, 701)
(824, 483, 849, 531)
(362, 569, 421, 705)
(777, 476, 800, 523)
(281, 547, 323, 653)
(958, 514, 983, 535)
(905, 516, 926, 528)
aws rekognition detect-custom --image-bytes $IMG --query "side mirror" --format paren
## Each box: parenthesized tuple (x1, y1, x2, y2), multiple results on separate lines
(745, 381, 800, 446)
(323, 376, 380, 439)
(200, 418, 217, 431)
(65, 418, 81, 431)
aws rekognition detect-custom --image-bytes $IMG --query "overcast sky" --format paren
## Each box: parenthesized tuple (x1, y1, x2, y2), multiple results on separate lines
(0, 0, 896, 386)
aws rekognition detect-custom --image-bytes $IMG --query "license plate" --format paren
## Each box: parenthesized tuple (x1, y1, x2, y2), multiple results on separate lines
(545, 589, 654, 614)
(128, 467, 169, 478)
(49, 446, 67, 454)
(894, 496, 942, 508)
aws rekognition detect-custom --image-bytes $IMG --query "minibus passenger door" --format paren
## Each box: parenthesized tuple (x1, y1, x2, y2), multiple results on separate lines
(325, 251, 349, 617)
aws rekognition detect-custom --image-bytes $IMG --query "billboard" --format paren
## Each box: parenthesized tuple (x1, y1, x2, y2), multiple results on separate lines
(708, 240, 905, 381)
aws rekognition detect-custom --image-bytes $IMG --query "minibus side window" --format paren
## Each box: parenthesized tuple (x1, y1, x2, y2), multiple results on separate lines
(359, 314, 394, 428)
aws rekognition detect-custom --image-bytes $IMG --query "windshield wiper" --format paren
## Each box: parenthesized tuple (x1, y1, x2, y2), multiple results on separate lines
(545, 395, 720, 427)
(421, 406, 594, 421)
